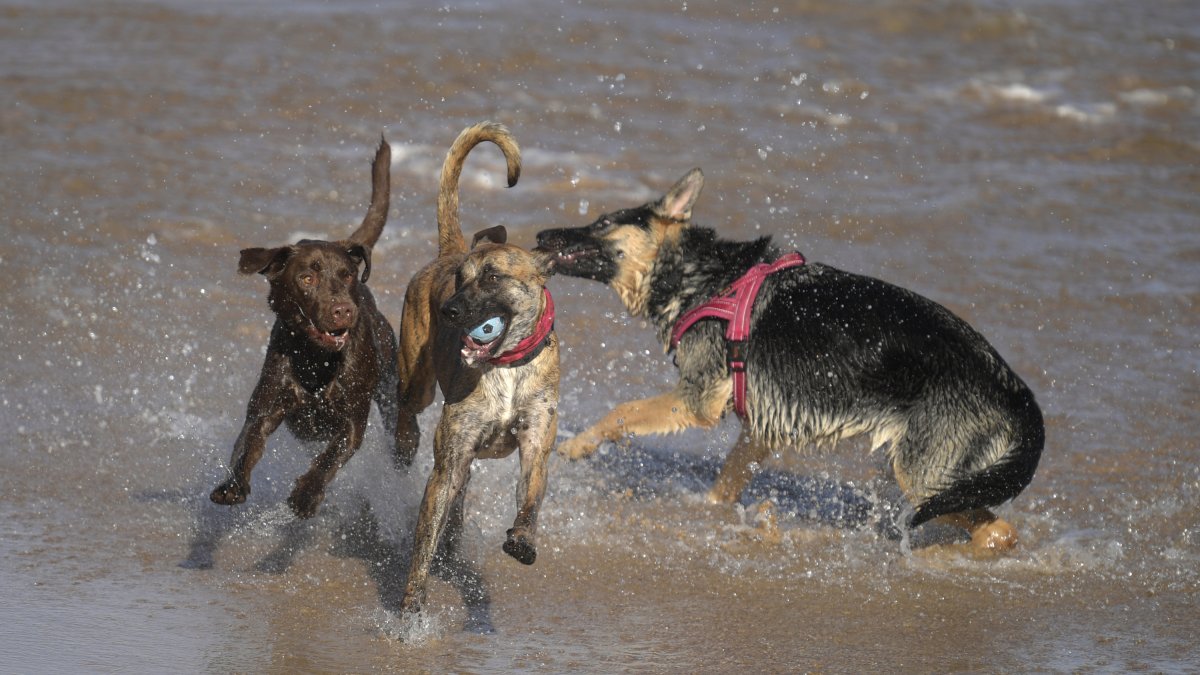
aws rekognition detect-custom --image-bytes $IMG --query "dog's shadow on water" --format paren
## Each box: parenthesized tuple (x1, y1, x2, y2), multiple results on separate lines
(171, 490, 496, 634)
(583, 440, 960, 544)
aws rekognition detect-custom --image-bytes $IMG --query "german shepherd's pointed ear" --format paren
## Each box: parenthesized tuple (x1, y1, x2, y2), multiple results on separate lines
(345, 242, 373, 283)
(239, 246, 292, 277)
(654, 168, 704, 222)
(471, 225, 508, 248)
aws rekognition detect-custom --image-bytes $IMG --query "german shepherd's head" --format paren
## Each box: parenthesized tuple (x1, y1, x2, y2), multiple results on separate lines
(536, 169, 704, 317)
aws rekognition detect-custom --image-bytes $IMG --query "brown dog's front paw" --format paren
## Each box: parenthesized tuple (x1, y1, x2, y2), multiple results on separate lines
(503, 528, 537, 565)
(210, 479, 248, 506)
(558, 434, 600, 460)
(287, 481, 324, 519)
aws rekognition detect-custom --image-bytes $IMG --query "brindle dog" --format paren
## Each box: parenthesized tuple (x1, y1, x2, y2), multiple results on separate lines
(210, 138, 398, 519)
(536, 169, 1044, 551)
(394, 122, 558, 615)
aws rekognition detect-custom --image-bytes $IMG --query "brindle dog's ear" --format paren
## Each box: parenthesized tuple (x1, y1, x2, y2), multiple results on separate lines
(532, 250, 557, 279)
(471, 225, 507, 248)
(239, 246, 292, 277)
(654, 168, 704, 222)
(346, 243, 373, 283)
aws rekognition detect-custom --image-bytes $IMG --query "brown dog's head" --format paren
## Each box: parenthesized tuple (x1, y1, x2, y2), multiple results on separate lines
(235, 136, 390, 352)
(239, 240, 371, 352)
(534, 169, 703, 316)
(440, 225, 555, 366)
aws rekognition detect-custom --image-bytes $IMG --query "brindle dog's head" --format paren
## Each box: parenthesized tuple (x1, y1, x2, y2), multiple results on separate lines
(441, 225, 554, 366)
(535, 169, 703, 316)
(239, 241, 372, 352)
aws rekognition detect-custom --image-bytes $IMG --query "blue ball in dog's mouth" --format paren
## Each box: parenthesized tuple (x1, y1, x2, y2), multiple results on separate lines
(467, 316, 506, 344)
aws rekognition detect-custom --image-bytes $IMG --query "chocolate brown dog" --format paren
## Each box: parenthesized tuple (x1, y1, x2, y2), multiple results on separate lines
(210, 138, 398, 519)
(393, 122, 558, 616)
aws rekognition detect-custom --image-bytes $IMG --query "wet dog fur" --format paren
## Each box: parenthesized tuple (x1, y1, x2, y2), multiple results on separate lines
(536, 169, 1044, 551)
(394, 122, 559, 614)
(210, 138, 398, 519)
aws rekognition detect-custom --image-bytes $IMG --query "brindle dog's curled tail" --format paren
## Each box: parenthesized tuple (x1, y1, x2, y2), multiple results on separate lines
(347, 135, 392, 248)
(437, 122, 521, 256)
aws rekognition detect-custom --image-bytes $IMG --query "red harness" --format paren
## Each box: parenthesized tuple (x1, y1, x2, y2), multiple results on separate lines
(489, 288, 555, 366)
(669, 252, 806, 419)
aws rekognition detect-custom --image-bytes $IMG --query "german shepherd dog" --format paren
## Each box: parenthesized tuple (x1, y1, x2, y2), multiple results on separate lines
(211, 138, 398, 519)
(536, 169, 1044, 551)
(394, 122, 559, 615)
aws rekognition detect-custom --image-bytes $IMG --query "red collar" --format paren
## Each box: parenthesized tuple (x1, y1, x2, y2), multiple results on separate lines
(669, 252, 805, 418)
(489, 288, 555, 366)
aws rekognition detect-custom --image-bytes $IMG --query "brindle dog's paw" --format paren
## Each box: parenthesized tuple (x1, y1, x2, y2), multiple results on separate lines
(503, 528, 537, 565)
(210, 479, 248, 506)
(287, 480, 324, 519)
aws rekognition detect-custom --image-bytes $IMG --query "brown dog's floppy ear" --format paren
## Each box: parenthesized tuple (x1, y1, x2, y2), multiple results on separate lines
(346, 243, 373, 283)
(239, 246, 292, 277)
(471, 225, 508, 248)
(654, 168, 704, 222)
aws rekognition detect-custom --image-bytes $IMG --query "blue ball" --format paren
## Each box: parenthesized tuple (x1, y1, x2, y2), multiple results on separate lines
(468, 316, 506, 343)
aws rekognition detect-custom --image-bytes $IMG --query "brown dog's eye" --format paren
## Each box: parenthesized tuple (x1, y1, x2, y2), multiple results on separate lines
(341, 271, 354, 283)
(300, 273, 316, 287)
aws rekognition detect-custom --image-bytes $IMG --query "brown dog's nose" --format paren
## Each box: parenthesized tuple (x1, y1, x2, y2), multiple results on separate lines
(331, 302, 355, 327)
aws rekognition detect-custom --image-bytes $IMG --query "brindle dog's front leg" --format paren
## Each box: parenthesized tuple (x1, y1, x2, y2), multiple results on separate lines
(400, 422, 475, 615)
(288, 416, 365, 519)
(503, 408, 558, 565)
(558, 379, 731, 459)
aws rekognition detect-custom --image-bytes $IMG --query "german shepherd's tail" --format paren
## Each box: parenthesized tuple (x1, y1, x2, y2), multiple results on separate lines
(437, 122, 521, 257)
(347, 135, 392, 248)
(908, 388, 1045, 528)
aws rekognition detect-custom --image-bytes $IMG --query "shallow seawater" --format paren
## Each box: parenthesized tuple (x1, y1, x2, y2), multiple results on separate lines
(2, 0, 1198, 671)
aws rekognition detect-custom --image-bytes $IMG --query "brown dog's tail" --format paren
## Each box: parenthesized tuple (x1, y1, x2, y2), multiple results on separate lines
(347, 135, 391, 248)
(437, 121, 521, 256)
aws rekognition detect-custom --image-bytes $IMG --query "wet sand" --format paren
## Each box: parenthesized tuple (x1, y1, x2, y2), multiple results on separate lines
(2, 0, 1198, 671)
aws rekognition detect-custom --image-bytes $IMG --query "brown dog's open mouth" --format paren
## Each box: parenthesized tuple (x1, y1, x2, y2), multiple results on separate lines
(305, 325, 350, 351)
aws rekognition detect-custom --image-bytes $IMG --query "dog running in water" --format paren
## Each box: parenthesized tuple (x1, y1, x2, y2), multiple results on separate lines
(536, 168, 1043, 551)
(394, 122, 558, 615)
(211, 138, 398, 519)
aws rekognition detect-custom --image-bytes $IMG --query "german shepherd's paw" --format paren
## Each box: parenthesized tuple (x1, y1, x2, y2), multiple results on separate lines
(503, 527, 537, 565)
(557, 433, 601, 459)
(209, 478, 249, 506)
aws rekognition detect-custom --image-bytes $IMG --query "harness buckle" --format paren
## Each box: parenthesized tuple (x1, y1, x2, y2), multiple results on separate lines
(726, 340, 747, 372)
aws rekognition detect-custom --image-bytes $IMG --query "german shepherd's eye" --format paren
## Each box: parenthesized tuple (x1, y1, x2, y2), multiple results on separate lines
(340, 270, 355, 283)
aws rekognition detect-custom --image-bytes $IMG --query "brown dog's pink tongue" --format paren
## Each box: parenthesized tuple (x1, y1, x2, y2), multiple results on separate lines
(305, 325, 348, 351)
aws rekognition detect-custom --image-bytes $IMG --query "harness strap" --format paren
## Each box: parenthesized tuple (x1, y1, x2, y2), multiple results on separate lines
(669, 252, 805, 418)
(489, 288, 555, 366)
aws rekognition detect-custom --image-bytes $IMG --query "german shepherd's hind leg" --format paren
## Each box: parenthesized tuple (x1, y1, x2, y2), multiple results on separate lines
(936, 509, 1019, 552)
(705, 426, 769, 504)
